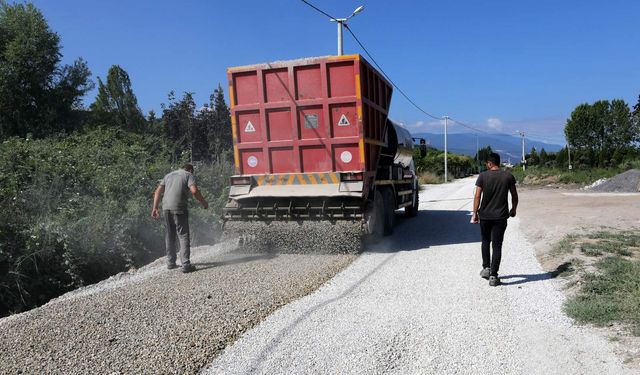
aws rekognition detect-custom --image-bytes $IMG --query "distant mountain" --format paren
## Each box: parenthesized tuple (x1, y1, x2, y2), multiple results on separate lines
(413, 132, 563, 163)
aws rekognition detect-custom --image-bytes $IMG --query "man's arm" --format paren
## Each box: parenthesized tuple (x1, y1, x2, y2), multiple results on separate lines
(509, 184, 519, 217)
(151, 185, 164, 218)
(190, 184, 209, 209)
(471, 186, 482, 224)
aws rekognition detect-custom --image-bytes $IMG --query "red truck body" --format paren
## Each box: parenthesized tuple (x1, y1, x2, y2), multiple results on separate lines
(228, 54, 391, 187)
(224, 54, 421, 235)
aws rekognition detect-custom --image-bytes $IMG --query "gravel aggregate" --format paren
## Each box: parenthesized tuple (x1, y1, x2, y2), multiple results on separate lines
(590, 169, 640, 192)
(0, 240, 356, 374)
(205, 177, 632, 374)
(223, 220, 362, 254)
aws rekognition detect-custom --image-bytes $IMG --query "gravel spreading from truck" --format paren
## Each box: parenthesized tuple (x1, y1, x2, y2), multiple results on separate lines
(223, 220, 363, 254)
(589, 169, 640, 192)
(0, 241, 356, 374)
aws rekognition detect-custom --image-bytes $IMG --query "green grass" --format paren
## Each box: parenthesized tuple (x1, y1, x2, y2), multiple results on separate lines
(551, 233, 580, 255)
(565, 256, 640, 332)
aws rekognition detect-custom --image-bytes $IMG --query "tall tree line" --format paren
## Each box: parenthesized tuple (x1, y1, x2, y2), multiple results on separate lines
(564, 98, 640, 167)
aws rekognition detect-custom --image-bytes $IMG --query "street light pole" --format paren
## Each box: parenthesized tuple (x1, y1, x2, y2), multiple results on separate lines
(330, 6, 364, 56)
(444, 116, 449, 183)
(517, 131, 526, 171)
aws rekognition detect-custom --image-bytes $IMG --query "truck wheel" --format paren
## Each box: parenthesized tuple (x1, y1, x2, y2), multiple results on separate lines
(364, 189, 384, 238)
(382, 187, 395, 236)
(405, 183, 419, 218)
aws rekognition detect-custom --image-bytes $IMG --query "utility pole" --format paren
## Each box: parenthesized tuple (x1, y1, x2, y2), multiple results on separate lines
(567, 143, 572, 170)
(518, 131, 526, 171)
(476, 133, 479, 173)
(444, 116, 449, 182)
(330, 6, 364, 56)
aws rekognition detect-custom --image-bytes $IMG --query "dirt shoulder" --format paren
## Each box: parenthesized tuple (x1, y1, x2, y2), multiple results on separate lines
(517, 185, 640, 367)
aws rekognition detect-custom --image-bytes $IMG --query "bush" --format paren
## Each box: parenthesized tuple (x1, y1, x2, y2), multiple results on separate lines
(0, 128, 232, 316)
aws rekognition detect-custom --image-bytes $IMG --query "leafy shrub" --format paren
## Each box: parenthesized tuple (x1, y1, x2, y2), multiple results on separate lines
(0, 128, 232, 316)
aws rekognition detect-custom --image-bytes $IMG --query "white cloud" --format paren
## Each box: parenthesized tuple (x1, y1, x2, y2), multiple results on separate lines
(487, 117, 503, 130)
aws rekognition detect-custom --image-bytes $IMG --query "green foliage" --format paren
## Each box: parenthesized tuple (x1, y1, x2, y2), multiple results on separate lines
(0, 1, 93, 139)
(413, 146, 474, 181)
(564, 99, 639, 167)
(161, 87, 233, 164)
(0, 129, 233, 316)
(89, 65, 145, 131)
(511, 166, 621, 185)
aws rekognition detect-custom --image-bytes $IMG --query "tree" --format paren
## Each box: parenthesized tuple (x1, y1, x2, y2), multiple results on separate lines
(564, 99, 638, 167)
(539, 148, 548, 166)
(0, 1, 93, 139)
(89, 65, 145, 131)
(208, 84, 233, 160)
(161, 91, 197, 162)
(528, 147, 539, 166)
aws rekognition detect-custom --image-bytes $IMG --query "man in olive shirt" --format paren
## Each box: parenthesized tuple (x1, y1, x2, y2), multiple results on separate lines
(152, 164, 208, 273)
(471, 153, 518, 286)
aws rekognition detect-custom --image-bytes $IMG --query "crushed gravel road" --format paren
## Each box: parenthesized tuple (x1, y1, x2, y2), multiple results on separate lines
(0, 242, 356, 374)
(205, 177, 632, 374)
(1, 177, 633, 374)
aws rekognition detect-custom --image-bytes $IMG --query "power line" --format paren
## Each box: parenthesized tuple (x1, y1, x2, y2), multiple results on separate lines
(343, 24, 441, 121)
(299, 0, 336, 20)
(299, 0, 564, 145)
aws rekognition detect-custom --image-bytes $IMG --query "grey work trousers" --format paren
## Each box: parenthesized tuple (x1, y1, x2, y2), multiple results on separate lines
(164, 210, 191, 266)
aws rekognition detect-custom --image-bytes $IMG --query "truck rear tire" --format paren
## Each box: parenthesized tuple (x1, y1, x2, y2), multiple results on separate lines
(405, 182, 419, 218)
(382, 187, 395, 236)
(364, 189, 384, 238)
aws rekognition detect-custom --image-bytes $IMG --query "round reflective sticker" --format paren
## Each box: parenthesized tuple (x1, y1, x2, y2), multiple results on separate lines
(247, 156, 258, 168)
(340, 151, 353, 163)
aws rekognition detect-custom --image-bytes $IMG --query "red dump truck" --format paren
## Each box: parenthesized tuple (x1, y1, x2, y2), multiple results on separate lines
(222, 54, 424, 250)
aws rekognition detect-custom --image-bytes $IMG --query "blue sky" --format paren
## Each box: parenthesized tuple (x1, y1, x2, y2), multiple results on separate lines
(24, 0, 640, 145)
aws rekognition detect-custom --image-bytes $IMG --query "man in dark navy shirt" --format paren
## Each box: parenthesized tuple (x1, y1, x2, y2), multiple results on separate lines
(471, 153, 518, 286)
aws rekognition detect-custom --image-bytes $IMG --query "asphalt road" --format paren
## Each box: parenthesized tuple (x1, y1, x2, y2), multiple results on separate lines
(204, 177, 631, 375)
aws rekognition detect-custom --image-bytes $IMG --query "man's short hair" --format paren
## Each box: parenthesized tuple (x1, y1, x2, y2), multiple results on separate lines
(487, 153, 501, 166)
(182, 163, 194, 173)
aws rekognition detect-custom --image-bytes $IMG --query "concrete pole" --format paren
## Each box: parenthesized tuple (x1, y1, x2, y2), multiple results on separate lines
(337, 21, 343, 56)
(444, 116, 449, 183)
(520, 131, 526, 171)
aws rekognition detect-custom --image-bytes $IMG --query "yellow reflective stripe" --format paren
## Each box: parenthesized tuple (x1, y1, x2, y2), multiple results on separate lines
(355, 74, 361, 100)
(317, 173, 328, 184)
(286, 174, 295, 185)
(257, 175, 265, 186)
(329, 172, 339, 184)
(359, 139, 365, 164)
(231, 115, 237, 142)
(357, 105, 362, 121)
(228, 85, 235, 108)
(297, 174, 307, 185)
(308, 174, 318, 184)
(234, 146, 239, 169)
(276, 175, 286, 186)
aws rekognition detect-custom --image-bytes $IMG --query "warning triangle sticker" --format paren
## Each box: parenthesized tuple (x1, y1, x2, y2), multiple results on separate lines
(337, 114, 350, 126)
(244, 121, 256, 133)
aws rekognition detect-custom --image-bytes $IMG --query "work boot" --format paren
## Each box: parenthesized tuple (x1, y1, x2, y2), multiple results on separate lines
(182, 264, 196, 273)
(480, 268, 490, 279)
(489, 276, 501, 286)
(167, 263, 178, 270)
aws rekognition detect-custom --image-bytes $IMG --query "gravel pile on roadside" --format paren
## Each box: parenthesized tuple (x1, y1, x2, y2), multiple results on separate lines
(590, 169, 640, 192)
(0, 241, 357, 374)
(223, 220, 363, 254)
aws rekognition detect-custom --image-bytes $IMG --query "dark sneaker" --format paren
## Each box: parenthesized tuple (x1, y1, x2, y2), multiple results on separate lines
(489, 276, 501, 286)
(181, 264, 196, 273)
(480, 268, 490, 279)
(167, 263, 178, 270)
